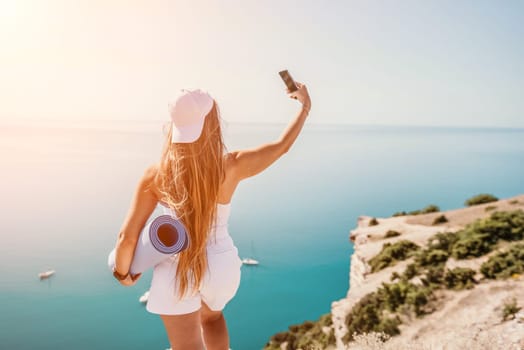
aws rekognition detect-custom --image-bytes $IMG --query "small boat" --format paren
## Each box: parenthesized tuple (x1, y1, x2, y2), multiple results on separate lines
(139, 290, 150, 304)
(38, 270, 55, 280)
(241, 258, 259, 266)
(242, 240, 259, 265)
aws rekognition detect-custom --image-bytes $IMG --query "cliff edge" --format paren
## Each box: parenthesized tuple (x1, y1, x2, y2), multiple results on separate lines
(332, 194, 524, 349)
(265, 194, 524, 350)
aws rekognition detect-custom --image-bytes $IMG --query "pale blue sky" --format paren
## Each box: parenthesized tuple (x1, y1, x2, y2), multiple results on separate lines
(1, 0, 523, 127)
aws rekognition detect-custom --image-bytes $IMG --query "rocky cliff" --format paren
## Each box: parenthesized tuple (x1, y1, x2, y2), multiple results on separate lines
(265, 194, 524, 350)
(331, 194, 524, 349)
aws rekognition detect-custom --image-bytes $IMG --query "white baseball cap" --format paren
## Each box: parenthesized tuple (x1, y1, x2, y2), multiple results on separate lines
(169, 88, 215, 143)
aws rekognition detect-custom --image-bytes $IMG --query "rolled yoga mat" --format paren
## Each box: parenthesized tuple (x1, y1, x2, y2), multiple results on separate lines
(108, 214, 189, 275)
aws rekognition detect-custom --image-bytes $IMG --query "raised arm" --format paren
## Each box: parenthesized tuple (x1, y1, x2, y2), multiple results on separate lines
(113, 165, 159, 285)
(230, 82, 312, 181)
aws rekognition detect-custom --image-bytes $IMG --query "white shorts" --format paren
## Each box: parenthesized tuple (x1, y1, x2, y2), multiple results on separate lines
(146, 235, 242, 315)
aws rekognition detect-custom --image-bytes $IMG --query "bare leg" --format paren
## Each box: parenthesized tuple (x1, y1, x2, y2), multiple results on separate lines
(160, 310, 204, 350)
(201, 302, 229, 350)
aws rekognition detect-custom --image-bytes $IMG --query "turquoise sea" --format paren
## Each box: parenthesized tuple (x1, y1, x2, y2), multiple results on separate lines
(1, 121, 523, 350)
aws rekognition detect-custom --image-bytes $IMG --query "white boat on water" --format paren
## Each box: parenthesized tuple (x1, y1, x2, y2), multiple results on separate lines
(241, 258, 259, 266)
(139, 290, 150, 304)
(242, 241, 259, 265)
(38, 270, 55, 280)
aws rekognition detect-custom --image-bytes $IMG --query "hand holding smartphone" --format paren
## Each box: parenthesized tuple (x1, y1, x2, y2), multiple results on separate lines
(279, 70, 298, 93)
(279, 69, 311, 110)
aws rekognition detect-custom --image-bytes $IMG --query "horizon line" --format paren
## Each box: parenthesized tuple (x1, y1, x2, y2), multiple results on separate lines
(0, 118, 523, 132)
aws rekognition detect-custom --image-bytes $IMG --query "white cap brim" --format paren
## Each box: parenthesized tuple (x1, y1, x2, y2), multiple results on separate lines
(171, 121, 206, 143)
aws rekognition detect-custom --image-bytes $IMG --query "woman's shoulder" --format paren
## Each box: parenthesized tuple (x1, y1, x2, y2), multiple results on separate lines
(223, 152, 241, 179)
(224, 151, 240, 162)
(142, 163, 160, 181)
(223, 151, 243, 170)
(141, 163, 162, 200)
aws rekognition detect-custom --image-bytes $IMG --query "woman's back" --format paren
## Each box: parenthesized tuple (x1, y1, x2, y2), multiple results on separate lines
(216, 155, 240, 205)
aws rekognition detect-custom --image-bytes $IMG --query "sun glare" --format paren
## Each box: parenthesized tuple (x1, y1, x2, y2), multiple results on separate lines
(0, 0, 23, 24)
(0, 0, 31, 49)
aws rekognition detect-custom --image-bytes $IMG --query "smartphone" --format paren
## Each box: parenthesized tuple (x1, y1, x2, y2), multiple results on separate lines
(279, 70, 298, 93)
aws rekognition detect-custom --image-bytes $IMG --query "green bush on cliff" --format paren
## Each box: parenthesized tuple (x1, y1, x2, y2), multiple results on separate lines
(402, 263, 419, 280)
(369, 217, 379, 226)
(405, 287, 432, 316)
(408, 205, 441, 216)
(343, 280, 432, 344)
(451, 210, 524, 259)
(480, 243, 524, 279)
(391, 204, 440, 217)
(415, 248, 449, 266)
(427, 232, 458, 253)
(384, 230, 402, 238)
(378, 281, 432, 316)
(421, 264, 446, 287)
(343, 292, 401, 344)
(451, 233, 493, 259)
(369, 240, 420, 272)
(420, 205, 440, 214)
(268, 331, 294, 347)
(432, 215, 448, 225)
(443, 267, 476, 290)
(465, 193, 498, 206)
(264, 313, 335, 350)
(473, 211, 524, 241)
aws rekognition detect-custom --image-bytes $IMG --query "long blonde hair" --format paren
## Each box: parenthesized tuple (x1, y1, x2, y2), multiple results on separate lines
(155, 101, 226, 297)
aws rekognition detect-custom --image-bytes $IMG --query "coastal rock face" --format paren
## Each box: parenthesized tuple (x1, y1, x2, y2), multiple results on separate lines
(264, 195, 524, 349)
(331, 195, 524, 349)
(331, 214, 448, 348)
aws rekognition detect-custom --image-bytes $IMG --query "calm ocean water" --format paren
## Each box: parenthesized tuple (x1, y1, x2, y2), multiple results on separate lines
(0, 121, 523, 350)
